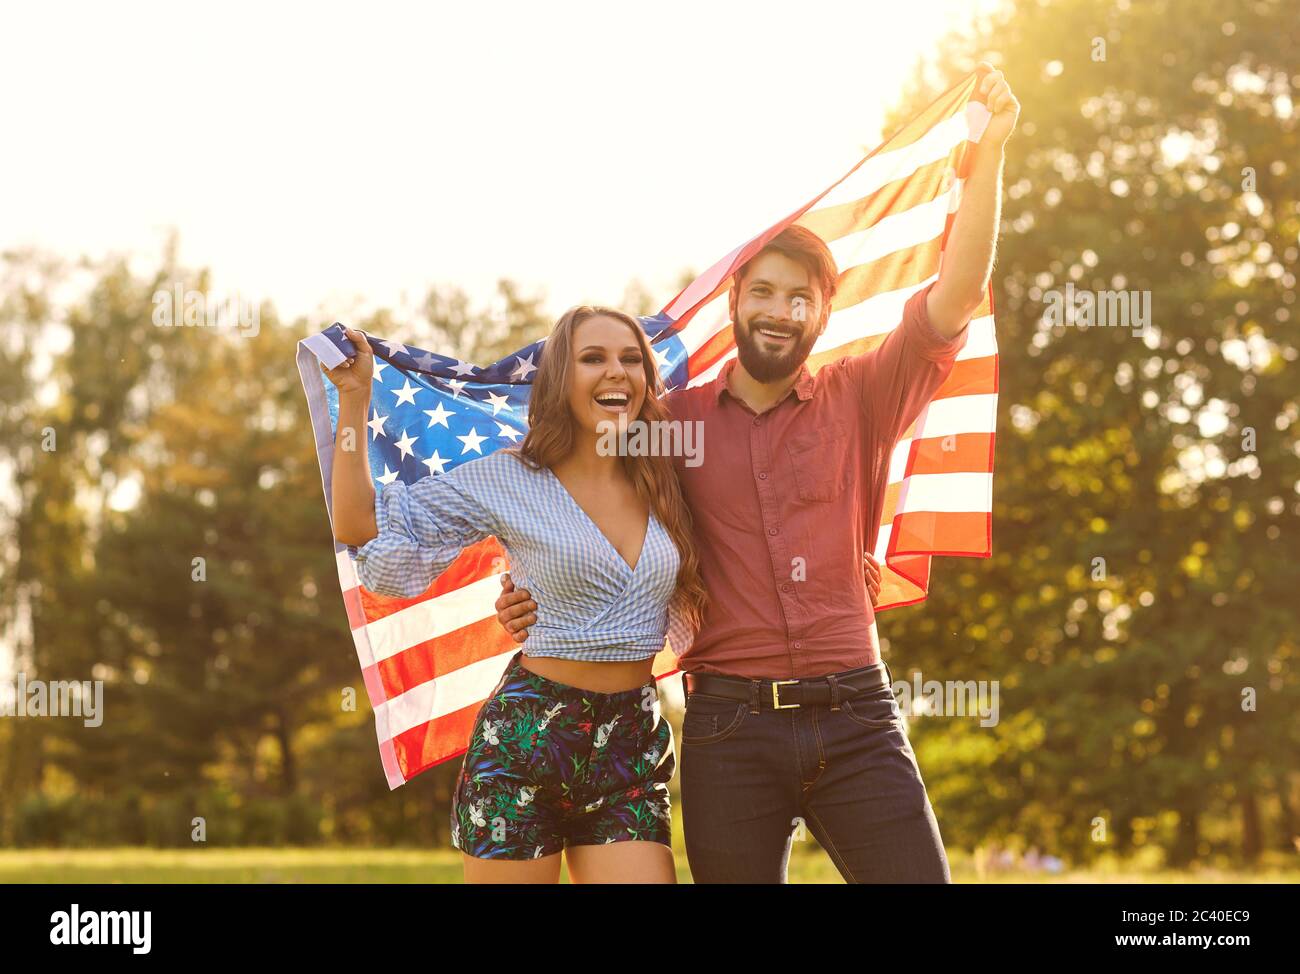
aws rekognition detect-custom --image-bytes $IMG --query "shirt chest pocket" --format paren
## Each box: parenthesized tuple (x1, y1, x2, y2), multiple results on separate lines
(785, 419, 852, 503)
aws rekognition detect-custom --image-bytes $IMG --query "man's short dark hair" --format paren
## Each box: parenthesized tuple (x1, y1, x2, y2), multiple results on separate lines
(733, 225, 839, 308)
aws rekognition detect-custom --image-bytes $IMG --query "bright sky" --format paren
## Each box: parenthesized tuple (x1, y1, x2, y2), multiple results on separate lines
(2, 0, 990, 324)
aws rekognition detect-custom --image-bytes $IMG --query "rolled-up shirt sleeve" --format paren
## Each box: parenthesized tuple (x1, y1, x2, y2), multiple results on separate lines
(346, 472, 499, 599)
(850, 280, 970, 447)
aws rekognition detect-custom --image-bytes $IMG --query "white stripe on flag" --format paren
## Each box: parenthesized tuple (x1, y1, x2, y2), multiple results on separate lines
(954, 315, 998, 361)
(873, 523, 892, 560)
(886, 395, 997, 483)
(821, 276, 935, 342)
(910, 392, 999, 440)
(825, 192, 953, 273)
(303, 330, 347, 370)
(894, 471, 995, 512)
(353, 574, 504, 666)
(375, 647, 518, 741)
(809, 103, 988, 214)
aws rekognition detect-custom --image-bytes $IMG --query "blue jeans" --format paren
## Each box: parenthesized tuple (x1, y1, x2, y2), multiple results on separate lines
(679, 661, 951, 883)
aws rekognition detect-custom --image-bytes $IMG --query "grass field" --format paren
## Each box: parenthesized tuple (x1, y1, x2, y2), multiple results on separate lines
(3, 833, 1296, 884)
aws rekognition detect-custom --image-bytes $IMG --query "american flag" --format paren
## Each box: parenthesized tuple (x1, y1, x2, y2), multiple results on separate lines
(296, 69, 997, 789)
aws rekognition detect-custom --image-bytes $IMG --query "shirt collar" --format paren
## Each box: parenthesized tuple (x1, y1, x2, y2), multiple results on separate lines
(713, 358, 815, 405)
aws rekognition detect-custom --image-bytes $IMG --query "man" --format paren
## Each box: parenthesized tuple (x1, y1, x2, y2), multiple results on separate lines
(495, 66, 1019, 882)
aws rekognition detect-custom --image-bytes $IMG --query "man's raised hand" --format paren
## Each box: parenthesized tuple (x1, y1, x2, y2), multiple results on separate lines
(976, 61, 1020, 147)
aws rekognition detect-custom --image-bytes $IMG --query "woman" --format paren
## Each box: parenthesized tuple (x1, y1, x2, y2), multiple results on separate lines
(323, 308, 707, 884)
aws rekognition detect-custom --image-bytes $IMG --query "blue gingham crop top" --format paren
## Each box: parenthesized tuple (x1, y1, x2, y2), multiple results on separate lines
(346, 449, 682, 661)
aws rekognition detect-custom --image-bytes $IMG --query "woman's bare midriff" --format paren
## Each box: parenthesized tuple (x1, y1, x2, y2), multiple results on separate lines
(519, 653, 655, 693)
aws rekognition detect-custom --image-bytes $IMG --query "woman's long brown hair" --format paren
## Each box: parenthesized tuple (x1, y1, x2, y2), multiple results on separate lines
(509, 305, 708, 636)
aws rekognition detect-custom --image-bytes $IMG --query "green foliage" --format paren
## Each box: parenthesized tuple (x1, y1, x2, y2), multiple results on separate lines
(880, 0, 1299, 865)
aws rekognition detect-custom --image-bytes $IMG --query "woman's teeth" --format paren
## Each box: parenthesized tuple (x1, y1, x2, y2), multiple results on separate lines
(594, 393, 630, 411)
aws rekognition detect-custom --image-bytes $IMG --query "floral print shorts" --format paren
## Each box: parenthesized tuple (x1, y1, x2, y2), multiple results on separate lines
(451, 651, 675, 860)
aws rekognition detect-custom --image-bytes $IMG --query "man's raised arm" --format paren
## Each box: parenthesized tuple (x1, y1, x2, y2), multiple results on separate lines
(925, 63, 1020, 339)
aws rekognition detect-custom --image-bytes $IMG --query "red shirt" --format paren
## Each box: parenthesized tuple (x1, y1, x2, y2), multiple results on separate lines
(667, 282, 968, 678)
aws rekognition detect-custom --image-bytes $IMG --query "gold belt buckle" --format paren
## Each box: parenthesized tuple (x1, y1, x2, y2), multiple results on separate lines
(771, 679, 800, 709)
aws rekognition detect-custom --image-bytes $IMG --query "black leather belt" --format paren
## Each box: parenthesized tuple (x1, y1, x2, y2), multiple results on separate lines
(683, 661, 891, 711)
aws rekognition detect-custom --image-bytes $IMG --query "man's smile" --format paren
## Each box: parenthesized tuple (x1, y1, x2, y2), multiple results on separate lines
(754, 323, 798, 348)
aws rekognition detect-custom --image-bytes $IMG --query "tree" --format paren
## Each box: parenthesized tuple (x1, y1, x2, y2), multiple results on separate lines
(880, 0, 1299, 865)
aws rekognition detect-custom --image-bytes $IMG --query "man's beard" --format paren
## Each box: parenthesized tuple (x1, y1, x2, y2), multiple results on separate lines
(733, 316, 820, 383)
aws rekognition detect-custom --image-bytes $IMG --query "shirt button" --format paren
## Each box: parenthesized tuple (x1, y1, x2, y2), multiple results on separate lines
(793, 641, 803, 650)
(781, 583, 792, 593)
(767, 527, 778, 536)
(753, 418, 761, 427)
(758, 472, 768, 480)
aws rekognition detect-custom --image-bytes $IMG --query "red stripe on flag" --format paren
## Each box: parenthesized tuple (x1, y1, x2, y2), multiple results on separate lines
(906, 432, 996, 475)
(892, 511, 993, 557)
(391, 702, 483, 782)
(350, 537, 508, 626)
(833, 236, 945, 312)
(932, 354, 998, 400)
(376, 615, 518, 701)
(797, 154, 960, 245)
(686, 322, 736, 381)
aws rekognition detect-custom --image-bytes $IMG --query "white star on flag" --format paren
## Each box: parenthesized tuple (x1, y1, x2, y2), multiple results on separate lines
(367, 410, 388, 439)
(393, 429, 418, 460)
(379, 338, 409, 359)
(496, 422, 522, 442)
(422, 450, 450, 475)
(392, 379, 420, 406)
(424, 402, 454, 428)
(484, 391, 511, 415)
(456, 427, 487, 454)
(510, 353, 537, 381)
